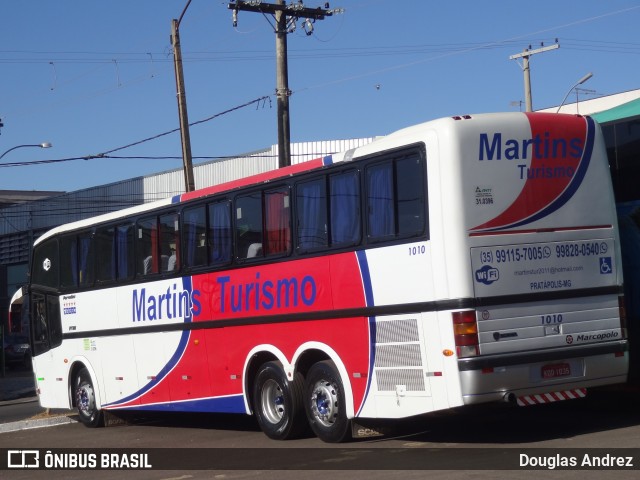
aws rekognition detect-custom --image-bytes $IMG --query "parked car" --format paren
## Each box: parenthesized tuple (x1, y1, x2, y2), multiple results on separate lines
(3, 335, 31, 368)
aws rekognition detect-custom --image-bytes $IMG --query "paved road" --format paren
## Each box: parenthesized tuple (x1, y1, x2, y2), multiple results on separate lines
(1, 389, 640, 479)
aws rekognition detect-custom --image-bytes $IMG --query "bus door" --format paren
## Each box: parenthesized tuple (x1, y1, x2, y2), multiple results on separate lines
(29, 289, 65, 407)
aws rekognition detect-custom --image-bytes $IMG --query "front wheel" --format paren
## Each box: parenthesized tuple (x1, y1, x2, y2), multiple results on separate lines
(304, 360, 351, 443)
(253, 361, 306, 440)
(74, 367, 104, 428)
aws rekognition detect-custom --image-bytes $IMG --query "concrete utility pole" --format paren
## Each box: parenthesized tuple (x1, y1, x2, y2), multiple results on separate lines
(228, 1, 341, 168)
(510, 43, 559, 112)
(171, 1, 196, 192)
(275, 0, 291, 169)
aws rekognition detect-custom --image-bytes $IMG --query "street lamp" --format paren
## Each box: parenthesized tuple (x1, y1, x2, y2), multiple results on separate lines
(556, 73, 593, 114)
(0, 142, 52, 160)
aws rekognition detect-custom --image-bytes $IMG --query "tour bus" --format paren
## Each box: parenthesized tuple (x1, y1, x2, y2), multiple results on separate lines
(15, 112, 628, 442)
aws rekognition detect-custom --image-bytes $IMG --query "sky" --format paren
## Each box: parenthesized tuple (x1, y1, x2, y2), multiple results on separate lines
(1, 0, 639, 193)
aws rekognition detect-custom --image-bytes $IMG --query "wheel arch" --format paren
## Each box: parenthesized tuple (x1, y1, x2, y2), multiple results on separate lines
(242, 342, 356, 419)
(242, 345, 288, 415)
(68, 358, 102, 410)
(292, 342, 355, 419)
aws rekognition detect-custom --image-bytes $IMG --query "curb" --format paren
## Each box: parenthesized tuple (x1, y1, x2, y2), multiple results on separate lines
(0, 414, 78, 434)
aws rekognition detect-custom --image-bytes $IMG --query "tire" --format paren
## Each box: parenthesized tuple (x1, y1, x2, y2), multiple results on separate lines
(74, 367, 104, 428)
(253, 361, 306, 440)
(304, 360, 351, 443)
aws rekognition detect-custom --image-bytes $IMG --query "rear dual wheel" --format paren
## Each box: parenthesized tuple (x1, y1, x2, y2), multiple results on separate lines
(253, 359, 351, 443)
(253, 361, 306, 440)
(304, 360, 351, 443)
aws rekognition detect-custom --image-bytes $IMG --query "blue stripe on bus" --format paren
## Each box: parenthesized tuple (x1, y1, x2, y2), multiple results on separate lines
(111, 394, 246, 414)
(322, 155, 333, 166)
(171, 194, 182, 204)
(355, 250, 376, 416)
(355, 250, 374, 307)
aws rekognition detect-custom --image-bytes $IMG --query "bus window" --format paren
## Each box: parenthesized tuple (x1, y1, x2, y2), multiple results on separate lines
(265, 188, 291, 255)
(330, 170, 360, 246)
(208, 201, 232, 265)
(116, 224, 135, 281)
(59, 235, 78, 289)
(366, 153, 426, 242)
(137, 217, 158, 275)
(236, 192, 263, 259)
(296, 178, 328, 251)
(367, 162, 395, 239)
(78, 231, 95, 288)
(32, 239, 59, 289)
(396, 154, 426, 237)
(95, 226, 116, 283)
(159, 213, 180, 273)
(184, 205, 207, 268)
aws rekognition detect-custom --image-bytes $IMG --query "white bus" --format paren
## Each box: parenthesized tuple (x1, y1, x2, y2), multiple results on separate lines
(16, 112, 628, 442)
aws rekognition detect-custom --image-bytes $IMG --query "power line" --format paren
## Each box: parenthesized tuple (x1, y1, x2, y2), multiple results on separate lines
(0, 94, 272, 168)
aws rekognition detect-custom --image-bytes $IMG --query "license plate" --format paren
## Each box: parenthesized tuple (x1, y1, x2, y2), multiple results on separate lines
(542, 363, 571, 379)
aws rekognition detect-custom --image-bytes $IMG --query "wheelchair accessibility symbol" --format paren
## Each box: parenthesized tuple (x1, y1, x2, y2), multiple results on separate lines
(600, 257, 612, 274)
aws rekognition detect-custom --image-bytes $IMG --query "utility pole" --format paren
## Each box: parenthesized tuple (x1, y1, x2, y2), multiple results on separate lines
(228, 1, 342, 168)
(510, 43, 559, 112)
(171, 1, 196, 192)
(275, 0, 291, 169)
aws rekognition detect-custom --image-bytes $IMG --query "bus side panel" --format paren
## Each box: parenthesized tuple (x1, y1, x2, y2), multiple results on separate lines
(354, 242, 465, 418)
(105, 253, 374, 414)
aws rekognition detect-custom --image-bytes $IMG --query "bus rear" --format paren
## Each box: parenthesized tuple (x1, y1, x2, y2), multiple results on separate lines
(445, 112, 628, 405)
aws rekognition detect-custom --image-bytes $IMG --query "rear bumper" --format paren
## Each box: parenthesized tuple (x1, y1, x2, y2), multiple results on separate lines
(458, 341, 629, 405)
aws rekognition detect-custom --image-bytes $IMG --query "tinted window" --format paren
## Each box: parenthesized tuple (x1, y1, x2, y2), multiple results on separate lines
(184, 205, 207, 268)
(396, 154, 426, 236)
(366, 152, 426, 241)
(209, 201, 232, 265)
(116, 224, 135, 281)
(236, 193, 263, 259)
(265, 188, 291, 255)
(59, 236, 77, 289)
(78, 231, 95, 288)
(137, 217, 158, 275)
(95, 226, 115, 283)
(159, 213, 180, 273)
(330, 171, 360, 246)
(296, 178, 328, 250)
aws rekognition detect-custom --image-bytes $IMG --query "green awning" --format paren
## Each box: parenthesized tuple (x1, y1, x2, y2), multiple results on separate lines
(591, 97, 640, 124)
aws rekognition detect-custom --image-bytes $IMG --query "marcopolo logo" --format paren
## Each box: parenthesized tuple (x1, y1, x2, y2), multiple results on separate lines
(475, 265, 499, 285)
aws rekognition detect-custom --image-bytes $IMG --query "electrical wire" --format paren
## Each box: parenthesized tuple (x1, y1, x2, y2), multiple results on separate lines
(0, 94, 273, 169)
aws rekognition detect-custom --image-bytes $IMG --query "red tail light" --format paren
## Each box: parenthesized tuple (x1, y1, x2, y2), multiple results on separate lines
(452, 310, 479, 357)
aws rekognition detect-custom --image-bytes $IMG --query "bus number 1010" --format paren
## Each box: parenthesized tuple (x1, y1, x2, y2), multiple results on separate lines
(409, 245, 427, 256)
(541, 314, 563, 325)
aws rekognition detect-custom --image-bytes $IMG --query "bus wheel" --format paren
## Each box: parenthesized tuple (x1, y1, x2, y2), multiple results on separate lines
(304, 360, 351, 443)
(74, 367, 104, 428)
(253, 361, 306, 440)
